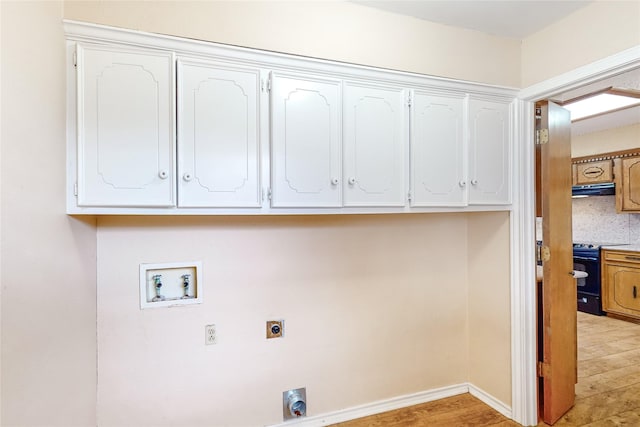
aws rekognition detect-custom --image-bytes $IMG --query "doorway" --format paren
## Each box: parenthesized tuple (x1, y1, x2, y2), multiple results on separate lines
(513, 53, 640, 427)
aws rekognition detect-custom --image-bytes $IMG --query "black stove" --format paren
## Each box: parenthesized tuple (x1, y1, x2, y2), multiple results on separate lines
(572, 242, 627, 315)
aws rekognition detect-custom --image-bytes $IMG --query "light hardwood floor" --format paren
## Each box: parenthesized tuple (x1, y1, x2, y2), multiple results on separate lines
(332, 312, 640, 427)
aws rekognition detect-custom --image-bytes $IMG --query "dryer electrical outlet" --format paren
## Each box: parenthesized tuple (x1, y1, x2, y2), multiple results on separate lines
(139, 261, 202, 309)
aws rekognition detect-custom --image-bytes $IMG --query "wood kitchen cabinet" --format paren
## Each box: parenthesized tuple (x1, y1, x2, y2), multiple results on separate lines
(615, 156, 640, 212)
(177, 58, 262, 208)
(602, 249, 640, 320)
(75, 44, 175, 207)
(574, 160, 613, 185)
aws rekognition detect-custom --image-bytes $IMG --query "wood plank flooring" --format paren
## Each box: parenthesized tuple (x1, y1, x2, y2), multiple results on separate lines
(332, 312, 640, 427)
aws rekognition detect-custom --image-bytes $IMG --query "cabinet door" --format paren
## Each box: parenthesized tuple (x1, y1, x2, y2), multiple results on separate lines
(468, 97, 511, 205)
(574, 160, 613, 185)
(619, 157, 640, 211)
(411, 91, 466, 206)
(343, 82, 406, 207)
(177, 59, 261, 207)
(270, 73, 342, 207)
(605, 264, 640, 318)
(76, 44, 175, 207)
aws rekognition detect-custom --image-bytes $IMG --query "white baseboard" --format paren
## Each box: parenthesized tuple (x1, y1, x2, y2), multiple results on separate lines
(468, 383, 512, 419)
(268, 383, 511, 427)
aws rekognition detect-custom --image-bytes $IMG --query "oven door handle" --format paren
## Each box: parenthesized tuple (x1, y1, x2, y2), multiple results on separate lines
(570, 270, 589, 279)
(573, 256, 599, 262)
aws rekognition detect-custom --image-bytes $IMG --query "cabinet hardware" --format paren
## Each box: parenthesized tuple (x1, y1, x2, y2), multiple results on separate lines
(331, 178, 339, 186)
(634, 286, 637, 299)
(471, 179, 478, 186)
(73, 182, 78, 196)
(459, 181, 466, 188)
(348, 177, 356, 185)
(73, 50, 77, 67)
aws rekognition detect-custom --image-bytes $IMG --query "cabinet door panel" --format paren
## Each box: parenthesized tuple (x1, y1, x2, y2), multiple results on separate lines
(605, 264, 640, 318)
(621, 157, 640, 211)
(178, 60, 261, 207)
(77, 44, 175, 207)
(411, 92, 466, 206)
(271, 73, 342, 207)
(468, 98, 511, 205)
(343, 82, 406, 207)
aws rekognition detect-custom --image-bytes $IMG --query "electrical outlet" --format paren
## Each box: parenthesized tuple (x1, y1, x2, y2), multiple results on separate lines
(267, 320, 284, 339)
(205, 324, 216, 345)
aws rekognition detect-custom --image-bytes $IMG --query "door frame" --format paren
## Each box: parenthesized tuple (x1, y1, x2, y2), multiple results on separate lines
(511, 45, 640, 426)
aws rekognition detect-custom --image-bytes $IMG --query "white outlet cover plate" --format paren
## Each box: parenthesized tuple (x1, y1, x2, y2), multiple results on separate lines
(139, 261, 203, 309)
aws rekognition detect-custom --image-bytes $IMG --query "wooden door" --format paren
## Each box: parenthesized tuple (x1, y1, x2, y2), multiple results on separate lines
(177, 59, 262, 207)
(468, 97, 511, 205)
(343, 81, 407, 207)
(270, 72, 342, 207)
(76, 44, 175, 207)
(411, 91, 467, 207)
(537, 101, 576, 425)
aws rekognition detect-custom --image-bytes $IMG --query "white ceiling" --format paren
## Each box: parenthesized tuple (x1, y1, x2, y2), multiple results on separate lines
(351, 0, 592, 39)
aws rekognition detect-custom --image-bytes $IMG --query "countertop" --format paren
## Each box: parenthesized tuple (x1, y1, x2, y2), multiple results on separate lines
(601, 244, 640, 253)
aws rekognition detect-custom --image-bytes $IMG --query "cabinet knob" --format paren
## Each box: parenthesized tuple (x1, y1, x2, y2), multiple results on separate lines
(471, 179, 478, 185)
(183, 173, 193, 182)
(459, 181, 466, 188)
(348, 177, 356, 185)
(331, 178, 339, 186)
(158, 170, 169, 179)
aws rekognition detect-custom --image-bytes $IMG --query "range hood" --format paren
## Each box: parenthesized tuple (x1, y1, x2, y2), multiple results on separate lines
(572, 183, 615, 197)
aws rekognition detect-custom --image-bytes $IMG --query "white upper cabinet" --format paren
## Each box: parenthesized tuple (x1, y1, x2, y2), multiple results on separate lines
(411, 91, 467, 207)
(343, 82, 407, 207)
(270, 72, 342, 208)
(76, 44, 175, 207)
(468, 97, 512, 205)
(177, 59, 262, 207)
(66, 23, 517, 214)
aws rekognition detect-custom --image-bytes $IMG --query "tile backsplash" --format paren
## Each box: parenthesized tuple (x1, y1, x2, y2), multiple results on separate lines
(572, 195, 640, 244)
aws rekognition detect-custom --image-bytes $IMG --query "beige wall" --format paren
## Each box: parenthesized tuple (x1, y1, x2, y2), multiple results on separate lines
(521, 0, 640, 88)
(96, 214, 473, 425)
(467, 212, 511, 405)
(64, 0, 521, 87)
(60, 3, 516, 425)
(1, 2, 521, 425)
(572, 123, 640, 158)
(0, 1, 97, 426)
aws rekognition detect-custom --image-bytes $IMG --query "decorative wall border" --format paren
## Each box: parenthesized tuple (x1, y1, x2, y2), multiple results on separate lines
(573, 148, 640, 164)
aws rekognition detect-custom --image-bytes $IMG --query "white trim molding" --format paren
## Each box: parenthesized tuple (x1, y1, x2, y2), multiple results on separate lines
(512, 45, 640, 427)
(267, 383, 508, 427)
